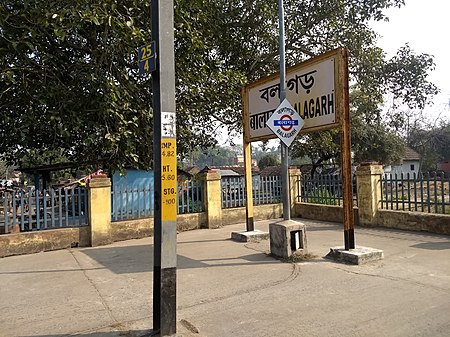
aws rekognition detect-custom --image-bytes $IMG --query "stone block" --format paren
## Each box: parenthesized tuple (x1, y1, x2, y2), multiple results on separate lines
(326, 246, 384, 265)
(269, 220, 307, 258)
(231, 230, 269, 242)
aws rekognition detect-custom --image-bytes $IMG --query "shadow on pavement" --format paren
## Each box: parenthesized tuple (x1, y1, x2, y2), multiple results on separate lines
(305, 225, 342, 232)
(177, 238, 234, 244)
(80, 244, 277, 274)
(0, 267, 105, 275)
(410, 241, 450, 250)
(20, 331, 152, 337)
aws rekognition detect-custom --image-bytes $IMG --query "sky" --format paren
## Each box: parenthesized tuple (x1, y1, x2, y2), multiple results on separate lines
(370, 0, 450, 121)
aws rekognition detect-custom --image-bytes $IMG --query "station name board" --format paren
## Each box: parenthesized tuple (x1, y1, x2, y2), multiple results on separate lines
(243, 48, 348, 142)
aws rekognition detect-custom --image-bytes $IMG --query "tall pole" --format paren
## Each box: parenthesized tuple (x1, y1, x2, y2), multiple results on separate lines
(279, 0, 290, 220)
(152, 0, 177, 335)
(340, 49, 355, 250)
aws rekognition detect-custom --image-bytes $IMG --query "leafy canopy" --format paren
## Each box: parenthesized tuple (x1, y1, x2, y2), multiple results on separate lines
(1, 0, 437, 172)
(291, 43, 438, 170)
(258, 154, 280, 170)
(408, 121, 450, 172)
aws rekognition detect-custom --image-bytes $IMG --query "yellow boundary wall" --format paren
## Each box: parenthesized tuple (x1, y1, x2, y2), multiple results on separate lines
(2, 166, 449, 258)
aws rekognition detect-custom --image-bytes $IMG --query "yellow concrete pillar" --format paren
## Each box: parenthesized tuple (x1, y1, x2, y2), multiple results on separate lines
(203, 171, 222, 229)
(289, 167, 301, 213)
(88, 176, 112, 246)
(356, 163, 384, 226)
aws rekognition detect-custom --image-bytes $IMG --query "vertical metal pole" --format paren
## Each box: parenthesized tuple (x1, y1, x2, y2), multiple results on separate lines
(152, 0, 177, 335)
(340, 49, 355, 250)
(279, 0, 290, 220)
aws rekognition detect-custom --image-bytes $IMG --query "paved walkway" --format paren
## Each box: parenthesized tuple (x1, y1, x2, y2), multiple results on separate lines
(1, 219, 450, 337)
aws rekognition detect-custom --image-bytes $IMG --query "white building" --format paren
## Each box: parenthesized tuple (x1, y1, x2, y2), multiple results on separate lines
(384, 147, 421, 179)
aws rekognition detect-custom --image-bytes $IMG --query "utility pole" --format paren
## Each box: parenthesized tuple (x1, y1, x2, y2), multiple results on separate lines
(279, 0, 290, 220)
(151, 0, 177, 336)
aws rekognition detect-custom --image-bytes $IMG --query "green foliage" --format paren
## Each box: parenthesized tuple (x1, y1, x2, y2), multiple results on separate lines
(190, 145, 238, 168)
(0, 159, 10, 179)
(291, 130, 340, 176)
(258, 154, 280, 170)
(1, 0, 153, 171)
(350, 88, 406, 165)
(291, 43, 437, 170)
(0, 0, 436, 174)
(384, 44, 439, 112)
(253, 142, 280, 163)
(408, 121, 450, 171)
(305, 187, 339, 206)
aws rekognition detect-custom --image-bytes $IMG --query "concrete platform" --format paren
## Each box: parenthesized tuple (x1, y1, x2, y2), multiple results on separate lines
(231, 229, 269, 242)
(2, 219, 450, 337)
(326, 246, 384, 265)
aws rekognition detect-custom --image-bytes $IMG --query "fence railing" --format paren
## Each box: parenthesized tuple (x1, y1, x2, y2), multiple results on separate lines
(111, 179, 204, 221)
(299, 174, 358, 206)
(111, 184, 154, 221)
(178, 180, 204, 214)
(221, 176, 282, 209)
(1, 187, 88, 234)
(381, 173, 450, 214)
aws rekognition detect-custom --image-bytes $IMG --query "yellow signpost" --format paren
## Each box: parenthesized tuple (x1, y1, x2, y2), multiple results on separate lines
(161, 138, 177, 222)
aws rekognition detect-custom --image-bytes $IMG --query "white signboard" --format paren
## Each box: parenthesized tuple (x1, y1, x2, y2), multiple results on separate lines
(243, 48, 347, 142)
(266, 99, 304, 147)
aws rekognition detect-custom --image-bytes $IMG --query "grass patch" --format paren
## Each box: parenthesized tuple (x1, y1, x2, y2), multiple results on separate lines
(282, 252, 318, 263)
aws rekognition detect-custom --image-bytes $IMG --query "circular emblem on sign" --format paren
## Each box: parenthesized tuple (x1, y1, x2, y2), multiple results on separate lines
(280, 114, 293, 132)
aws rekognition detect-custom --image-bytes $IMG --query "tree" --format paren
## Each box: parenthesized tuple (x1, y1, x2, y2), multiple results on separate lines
(290, 130, 339, 176)
(1, 0, 435, 173)
(291, 44, 438, 171)
(1, 1, 154, 172)
(253, 142, 280, 163)
(408, 121, 450, 172)
(189, 145, 239, 168)
(0, 158, 10, 179)
(258, 154, 280, 170)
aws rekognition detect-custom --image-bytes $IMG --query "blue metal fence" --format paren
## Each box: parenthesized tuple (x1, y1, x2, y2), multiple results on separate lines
(0, 187, 88, 234)
(253, 176, 282, 205)
(299, 174, 358, 206)
(381, 173, 450, 214)
(111, 184, 154, 221)
(178, 179, 204, 214)
(111, 179, 204, 221)
(221, 176, 282, 209)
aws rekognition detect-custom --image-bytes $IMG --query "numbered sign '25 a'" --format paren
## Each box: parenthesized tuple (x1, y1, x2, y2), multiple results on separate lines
(138, 41, 157, 74)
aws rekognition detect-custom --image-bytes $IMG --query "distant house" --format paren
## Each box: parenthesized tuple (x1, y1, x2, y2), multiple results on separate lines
(438, 160, 450, 178)
(184, 166, 201, 176)
(384, 147, 421, 178)
(259, 166, 281, 177)
(233, 155, 257, 167)
(200, 165, 260, 177)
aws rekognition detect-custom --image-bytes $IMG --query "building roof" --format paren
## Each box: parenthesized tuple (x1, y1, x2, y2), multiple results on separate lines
(260, 166, 281, 177)
(18, 162, 81, 174)
(217, 169, 241, 177)
(403, 147, 421, 161)
(184, 166, 201, 176)
(200, 165, 260, 176)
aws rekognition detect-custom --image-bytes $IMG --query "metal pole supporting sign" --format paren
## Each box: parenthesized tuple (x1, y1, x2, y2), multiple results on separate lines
(278, 0, 290, 220)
